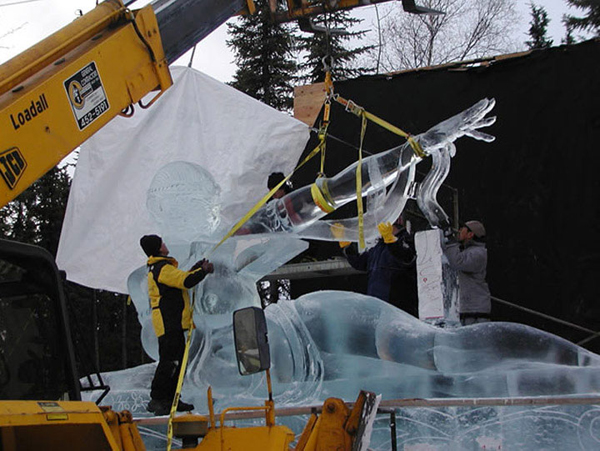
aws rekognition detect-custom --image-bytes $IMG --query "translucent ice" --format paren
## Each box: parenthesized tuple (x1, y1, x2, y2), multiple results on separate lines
(119, 99, 600, 432)
(146, 161, 222, 245)
(97, 292, 600, 409)
(239, 98, 496, 245)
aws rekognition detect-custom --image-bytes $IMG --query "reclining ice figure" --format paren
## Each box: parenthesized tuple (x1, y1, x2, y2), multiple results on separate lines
(127, 98, 600, 411)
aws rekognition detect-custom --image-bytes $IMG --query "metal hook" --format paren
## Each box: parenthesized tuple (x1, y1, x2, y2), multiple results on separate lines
(119, 104, 135, 118)
(322, 55, 334, 73)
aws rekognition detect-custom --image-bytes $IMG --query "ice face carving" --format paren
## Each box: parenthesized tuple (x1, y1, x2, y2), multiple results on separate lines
(146, 161, 222, 244)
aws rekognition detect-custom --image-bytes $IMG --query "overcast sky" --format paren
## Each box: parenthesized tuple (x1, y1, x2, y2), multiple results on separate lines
(0, 0, 585, 82)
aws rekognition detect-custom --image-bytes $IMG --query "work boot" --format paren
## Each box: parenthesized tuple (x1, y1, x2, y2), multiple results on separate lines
(177, 400, 194, 412)
(147, 399, 170, 416)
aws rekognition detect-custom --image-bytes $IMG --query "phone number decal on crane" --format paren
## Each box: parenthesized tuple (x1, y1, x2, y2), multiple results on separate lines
(64, 62, 110, 131)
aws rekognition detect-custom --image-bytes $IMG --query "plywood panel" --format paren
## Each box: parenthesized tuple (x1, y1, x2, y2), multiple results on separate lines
(293, 82, 327, 127)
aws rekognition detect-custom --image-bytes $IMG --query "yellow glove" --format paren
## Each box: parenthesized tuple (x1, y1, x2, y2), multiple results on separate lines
(330, 223, 351, 248)
(378, 222, 398, 244)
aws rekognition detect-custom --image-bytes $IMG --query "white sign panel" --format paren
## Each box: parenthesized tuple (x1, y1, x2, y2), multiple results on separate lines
(416, 230, 445, 320)
(64, 61, 109, 130)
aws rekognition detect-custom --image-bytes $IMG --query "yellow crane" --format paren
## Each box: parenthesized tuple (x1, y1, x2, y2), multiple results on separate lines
(0, 0, 442, 206)
(0, 0, 437, 448)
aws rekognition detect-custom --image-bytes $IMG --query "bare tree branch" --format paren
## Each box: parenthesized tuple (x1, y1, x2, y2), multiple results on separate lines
(368, 0, 521, 72)
(0, 22, 28, 50)
(0, 0, 42, 7)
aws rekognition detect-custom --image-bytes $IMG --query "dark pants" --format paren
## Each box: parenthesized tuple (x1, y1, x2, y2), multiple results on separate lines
(150, 331, 185, 401)
(460, 313, 491, 327)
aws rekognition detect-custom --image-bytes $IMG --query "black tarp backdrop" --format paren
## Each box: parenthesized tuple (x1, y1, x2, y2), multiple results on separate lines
(289, 39, 600, 352)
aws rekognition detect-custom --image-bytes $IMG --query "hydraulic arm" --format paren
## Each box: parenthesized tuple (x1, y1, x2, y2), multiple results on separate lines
(0, 0, 171, 207)
(0, 0, 432, 208)
(0, 0, 254, 208)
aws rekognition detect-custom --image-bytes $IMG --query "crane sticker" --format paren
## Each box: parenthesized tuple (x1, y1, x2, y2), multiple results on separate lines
(64, 61, 109, 130)
(0, 147, 27, 190)
(37, 401, 65, 412)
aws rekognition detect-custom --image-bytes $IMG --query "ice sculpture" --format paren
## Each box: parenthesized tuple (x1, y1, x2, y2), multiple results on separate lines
(121, 98, 600, 423)
(105, 291, 600, 408)
(239, 98, 495, 245)
(128, 162, 308, 363)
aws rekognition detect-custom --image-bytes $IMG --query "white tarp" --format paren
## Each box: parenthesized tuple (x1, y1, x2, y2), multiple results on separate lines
(56, 66, 310, 294)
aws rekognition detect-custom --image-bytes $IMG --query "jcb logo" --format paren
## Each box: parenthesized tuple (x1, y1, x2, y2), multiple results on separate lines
(0, 147, 27, 190)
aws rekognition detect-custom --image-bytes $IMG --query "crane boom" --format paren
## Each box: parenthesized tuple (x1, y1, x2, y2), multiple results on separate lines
(0, 0, 257, 208)
(152, 0, 248, 64)
(0, 1, 172, 207)
(0, 0, 427, 208)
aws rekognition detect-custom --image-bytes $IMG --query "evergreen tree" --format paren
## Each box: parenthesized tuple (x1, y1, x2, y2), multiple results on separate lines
(65, 282, 147, 375)
(297, 12, 375, 84)
(526, 3, 553, 49)
(227, 0, 298, 111)
(0, 165, 70, 256)
(562, 23, 577, 45)
(564, 0, 600, 37)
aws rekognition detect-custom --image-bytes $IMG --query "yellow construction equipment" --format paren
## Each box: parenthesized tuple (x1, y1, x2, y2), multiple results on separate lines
(0, 1, 172, 206)
(0, 0, 430, 447)
(0, 0, 439, 206)
(0, 302, 378, 450)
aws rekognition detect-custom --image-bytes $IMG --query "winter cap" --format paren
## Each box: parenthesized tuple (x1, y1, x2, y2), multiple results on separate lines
(140, 234, 162, 257)
(267, 172, 292, 193)
(464, 220, 486, 238)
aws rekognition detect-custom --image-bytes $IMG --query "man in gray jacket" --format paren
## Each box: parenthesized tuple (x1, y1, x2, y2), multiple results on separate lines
(443, 220, 491, 326)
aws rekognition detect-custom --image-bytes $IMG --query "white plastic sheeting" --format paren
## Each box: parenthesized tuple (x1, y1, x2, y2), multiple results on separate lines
(56, 66, 310, 293)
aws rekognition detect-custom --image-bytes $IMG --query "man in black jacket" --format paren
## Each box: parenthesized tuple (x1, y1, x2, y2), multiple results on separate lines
(332, 216, 417, 314)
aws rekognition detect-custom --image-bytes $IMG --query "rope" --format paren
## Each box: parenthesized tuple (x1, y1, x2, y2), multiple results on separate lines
(188, 45, 197, 68)
(309, 127, 374, 155)
(491, 295, 600, 339)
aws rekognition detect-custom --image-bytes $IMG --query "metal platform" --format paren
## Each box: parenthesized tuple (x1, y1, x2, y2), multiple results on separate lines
(262, 257, 364, 281)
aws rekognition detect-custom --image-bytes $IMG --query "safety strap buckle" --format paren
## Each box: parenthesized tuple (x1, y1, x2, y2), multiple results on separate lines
(344, 99, 364, 117)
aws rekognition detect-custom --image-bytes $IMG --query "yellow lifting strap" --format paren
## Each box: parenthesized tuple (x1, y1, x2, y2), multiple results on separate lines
(319, 99, 330, 177)
(324, 69, 334, 95)
(356, 113, 367, 250)
(317, 69, 334, 177)
(333, 94, 425, 158)
(310, 181, 335, 214)
(166, 292, 198, 451)
(211, 139, 326, 254)
(322, 71, 369, 248)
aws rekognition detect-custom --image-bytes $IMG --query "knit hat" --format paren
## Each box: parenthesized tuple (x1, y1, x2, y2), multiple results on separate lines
(267, 172, 292, 193)
(464, 220, 486, 238)
(140, 234, 162, 257)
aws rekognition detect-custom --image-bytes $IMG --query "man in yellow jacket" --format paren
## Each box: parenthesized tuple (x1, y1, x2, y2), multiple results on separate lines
(140, 234, 214, 416)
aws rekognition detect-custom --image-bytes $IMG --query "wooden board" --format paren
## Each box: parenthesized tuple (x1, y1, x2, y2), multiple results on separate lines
(293, 82, 327, 127)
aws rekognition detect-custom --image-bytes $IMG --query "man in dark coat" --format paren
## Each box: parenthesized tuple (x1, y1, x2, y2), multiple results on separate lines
(332, 216, 418, 314)
(267, 171, 293, 200)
